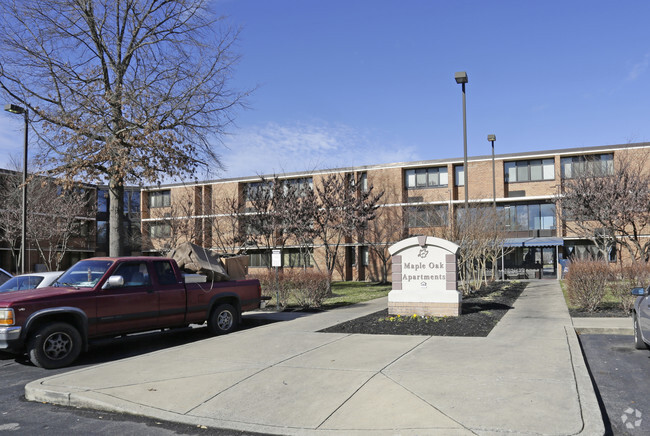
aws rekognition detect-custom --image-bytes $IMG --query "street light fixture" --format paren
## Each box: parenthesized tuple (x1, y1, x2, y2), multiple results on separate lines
(4, 103, 28, 274)
(454, 72, 469, 213)
(488, 134, 496, 208)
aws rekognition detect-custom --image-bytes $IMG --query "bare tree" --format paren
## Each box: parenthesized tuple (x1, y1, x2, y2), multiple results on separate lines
(28, 180, 95, 271)
(438, 205, 511, 293)
(242, 176, 315, 265)
(0, 170, 25, 271)
(144, 188, 202, 255)
(209, 189, 246, 254)
(313, 173, 383, 289)
(0, 0, 249, 256)
(555, 151, 650, 262)
(365, 203, 406, 283)
(0, 170, 93, 272)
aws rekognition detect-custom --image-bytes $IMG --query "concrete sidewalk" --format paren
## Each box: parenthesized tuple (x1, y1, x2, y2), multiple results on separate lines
(26, 281, 604, 435)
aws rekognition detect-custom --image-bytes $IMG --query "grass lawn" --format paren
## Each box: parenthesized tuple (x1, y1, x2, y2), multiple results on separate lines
(265, 281, 391, 310)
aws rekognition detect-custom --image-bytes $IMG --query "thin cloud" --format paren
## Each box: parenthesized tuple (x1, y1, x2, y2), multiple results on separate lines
(219, 121, 419, 178)
(627, 53, 650, 81)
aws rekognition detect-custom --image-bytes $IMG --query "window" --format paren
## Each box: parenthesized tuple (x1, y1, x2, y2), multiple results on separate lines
(504, 158, 555, 183)
(245, 182, 271, 201)
(284, 177, 313, 197)
(455, 165, 464, 186)
(124, 190, 141, 215)
(406, 205, 448, 228)
(149, 222, 171, 239)
(248, 251, 270, 268)
(405, 167, 448, 189)
(561, 153, 613, 179)
(359, 173, 368, 192)
(149, 190, 171, 208)
(98, 189, 108, 213)
(502, 203, 556, 231)
(282, 249, 313, 268)
(154, 261, 177, 285)
(113, 262, 151, 287)
(97, 221, 108, 245)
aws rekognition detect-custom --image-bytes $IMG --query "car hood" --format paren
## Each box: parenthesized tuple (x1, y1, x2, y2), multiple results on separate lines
(0, 285, 85, 305)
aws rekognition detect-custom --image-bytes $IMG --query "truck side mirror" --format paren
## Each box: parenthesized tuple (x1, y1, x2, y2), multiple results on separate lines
(102, 275, 125, 289)
(631, 287, 646, 296)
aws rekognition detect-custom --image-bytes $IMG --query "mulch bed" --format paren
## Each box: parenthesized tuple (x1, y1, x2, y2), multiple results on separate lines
(319, 281, 528, 337)
(569, 305, 632, 318)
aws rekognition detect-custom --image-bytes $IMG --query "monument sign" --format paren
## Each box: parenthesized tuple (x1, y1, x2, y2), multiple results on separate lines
(388, 236, 461, 317)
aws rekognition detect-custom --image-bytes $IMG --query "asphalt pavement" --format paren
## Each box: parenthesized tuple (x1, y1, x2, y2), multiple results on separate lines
(23, 280, 608, 435)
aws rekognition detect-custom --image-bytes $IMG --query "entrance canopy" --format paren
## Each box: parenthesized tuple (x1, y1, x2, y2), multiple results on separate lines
(503, 237, 564, 248)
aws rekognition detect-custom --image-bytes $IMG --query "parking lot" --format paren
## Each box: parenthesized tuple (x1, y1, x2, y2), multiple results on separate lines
(579, 334, 650, 436)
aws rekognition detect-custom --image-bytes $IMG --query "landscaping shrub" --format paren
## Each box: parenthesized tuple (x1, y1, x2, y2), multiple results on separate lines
(284, 269, 329, 308)
(565, 259, 611, 312)
(250, 269, 292, 308)
(609, 262, 650, 313)
(249, 269, 329, 309)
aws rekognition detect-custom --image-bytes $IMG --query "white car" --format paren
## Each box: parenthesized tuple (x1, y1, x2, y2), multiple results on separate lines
(0, 268, 12, 285)
(0, 271, 63, 293)
(632, 286, 650, 349)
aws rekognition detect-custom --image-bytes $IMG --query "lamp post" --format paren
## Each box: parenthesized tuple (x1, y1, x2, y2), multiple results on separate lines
(4, 104, 28, 274)
(454, 72, 469, 213)
(488, 134, 496, 208)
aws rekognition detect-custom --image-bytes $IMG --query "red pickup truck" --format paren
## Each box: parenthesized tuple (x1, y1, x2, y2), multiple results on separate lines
(0, 257, 264, 369)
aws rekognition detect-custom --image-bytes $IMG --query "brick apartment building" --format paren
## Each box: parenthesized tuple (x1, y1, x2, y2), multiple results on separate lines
(139, 142, 650, 282)
(1, 142, 647, 279)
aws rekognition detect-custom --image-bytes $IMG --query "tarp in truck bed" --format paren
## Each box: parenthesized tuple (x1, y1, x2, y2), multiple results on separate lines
(169, 242, 230, 282)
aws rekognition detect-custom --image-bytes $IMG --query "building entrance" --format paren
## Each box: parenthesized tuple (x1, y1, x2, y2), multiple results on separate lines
(500, 238, 562, 279)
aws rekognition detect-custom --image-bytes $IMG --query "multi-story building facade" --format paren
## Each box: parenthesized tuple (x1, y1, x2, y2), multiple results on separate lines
(140, 142, 650, 281)
(0, 171, 142, 274)
(2, 142, 647, 279)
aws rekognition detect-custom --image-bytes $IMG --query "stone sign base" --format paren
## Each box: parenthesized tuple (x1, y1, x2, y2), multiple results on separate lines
(388, 289, 461, 317)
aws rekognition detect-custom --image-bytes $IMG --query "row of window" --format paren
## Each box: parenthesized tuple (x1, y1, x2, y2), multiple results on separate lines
(248, 249, 314, 268)
(405, 202, 556, 231)
(405, 153, 614, 189)
(98, 189, 142, 214)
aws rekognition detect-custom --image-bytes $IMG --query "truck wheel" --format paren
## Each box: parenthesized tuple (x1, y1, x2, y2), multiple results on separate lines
(634, 315, 648, 350)
(27, 323, 83, 369)
(208, 304, 238, 335)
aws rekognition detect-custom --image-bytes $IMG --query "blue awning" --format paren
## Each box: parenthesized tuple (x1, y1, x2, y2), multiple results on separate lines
(503, 237, 564, 248)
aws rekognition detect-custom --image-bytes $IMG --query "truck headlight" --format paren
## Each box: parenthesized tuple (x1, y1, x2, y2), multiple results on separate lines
(0, 308, 14, 326)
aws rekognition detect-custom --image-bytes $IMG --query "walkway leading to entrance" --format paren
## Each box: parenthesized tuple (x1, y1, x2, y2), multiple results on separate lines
(26, 280, 603, 435)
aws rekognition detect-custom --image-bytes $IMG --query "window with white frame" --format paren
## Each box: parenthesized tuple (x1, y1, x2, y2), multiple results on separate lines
(149, 190, 171, 208)
(149, 221, 171, 238)
(504, 159, 555, 183)
(405, 167, 448, 189)
(454, 165, 464, 186)
(406, 205, 448, 228)
(560, 153, 613, 179)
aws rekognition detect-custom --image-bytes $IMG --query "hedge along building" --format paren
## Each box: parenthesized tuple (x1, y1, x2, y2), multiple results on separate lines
(139, 142, 650, 282)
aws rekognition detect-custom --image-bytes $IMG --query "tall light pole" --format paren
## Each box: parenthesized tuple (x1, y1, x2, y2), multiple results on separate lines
(4, 104, 28, 274)
(454, 72, 469, 213)
(488, 134, 496, 208)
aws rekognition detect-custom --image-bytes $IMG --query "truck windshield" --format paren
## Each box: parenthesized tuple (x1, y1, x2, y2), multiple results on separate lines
(55, 260, 114, 288)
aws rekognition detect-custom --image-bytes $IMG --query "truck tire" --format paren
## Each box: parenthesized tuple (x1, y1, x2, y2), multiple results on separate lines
(208, 303, 238, 335)
(27, 322, 83, 369)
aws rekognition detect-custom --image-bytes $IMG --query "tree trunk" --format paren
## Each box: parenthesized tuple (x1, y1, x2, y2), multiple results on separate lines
(108, 178, 124, 257)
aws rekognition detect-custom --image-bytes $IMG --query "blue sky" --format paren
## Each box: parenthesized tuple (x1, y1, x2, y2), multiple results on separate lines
(2, 0, 650, 180)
